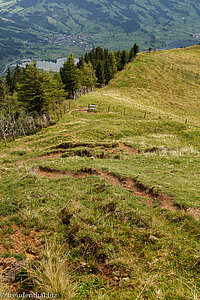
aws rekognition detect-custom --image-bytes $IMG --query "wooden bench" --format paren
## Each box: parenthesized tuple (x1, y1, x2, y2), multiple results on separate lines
(88, 104, 97, 112)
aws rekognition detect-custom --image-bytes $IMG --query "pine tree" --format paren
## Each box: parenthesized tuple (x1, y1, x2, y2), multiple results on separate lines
(114, 50, 122, 71)
(77, 56, 84, 69)
(60, 53, 79, 97)
(0, 78, 8, 107)
(6, 67, 14, 94)
(95, 61, 105, 87)
(17, 62, 49, 114)
(108, 51, 117, 78)
(80, 62, 97, 90)
(104, 59, 112, 85)
(13, 64, 22, 91)
(95, 47, 104, 61)
(120, 50, 129, 69)
(133, 43, 139, 57)
(129, 47, 135, 61)
(45, 72, 66, 107)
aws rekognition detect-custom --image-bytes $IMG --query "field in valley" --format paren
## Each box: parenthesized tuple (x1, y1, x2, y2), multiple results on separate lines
(0, 46, 199, 299)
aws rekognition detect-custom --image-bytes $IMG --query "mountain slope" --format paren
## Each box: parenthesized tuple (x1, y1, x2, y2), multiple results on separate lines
(0, 46, 200, 298)
(0, 0, 200, 68)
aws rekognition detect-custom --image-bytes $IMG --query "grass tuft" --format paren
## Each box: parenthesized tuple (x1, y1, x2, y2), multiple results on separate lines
(28, 240, 78, 299)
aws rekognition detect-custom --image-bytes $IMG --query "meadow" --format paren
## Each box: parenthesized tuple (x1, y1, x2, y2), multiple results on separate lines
(0, 46, 199, 299)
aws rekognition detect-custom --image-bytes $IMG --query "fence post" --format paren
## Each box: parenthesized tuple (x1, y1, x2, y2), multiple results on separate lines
(1, 128, 7, 146)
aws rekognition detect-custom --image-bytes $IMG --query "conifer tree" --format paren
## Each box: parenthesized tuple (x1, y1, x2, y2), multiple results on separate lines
(0, 78, 8, 107)
(95, 61, 105, 87)
(129, 47, 135, 61)
(108, 51, 117, 77)
(6, 67, 14, 94)
(114, 50, 122, 71)
(120, 50, 129, 70)
(17, 62, 49, 114)
(80, 62, 97, 90)
(45, 72, 66, 106)
(133, 43, 139, 57)
(60, 53, 79, 97)
(95, 47, 104, 61)
(13, 64, 21, 92)
(104, 59, 112, 85)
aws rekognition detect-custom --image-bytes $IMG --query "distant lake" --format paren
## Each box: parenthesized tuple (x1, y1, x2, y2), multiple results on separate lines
(12, 57, 79, 72)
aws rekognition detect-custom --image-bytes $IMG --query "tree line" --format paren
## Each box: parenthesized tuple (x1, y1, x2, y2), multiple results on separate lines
(0, 44, 139, 144)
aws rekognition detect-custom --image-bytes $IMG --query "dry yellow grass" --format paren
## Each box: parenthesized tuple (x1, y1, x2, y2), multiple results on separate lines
(108, 45, 200, 124)
(28, 240, 77, 300)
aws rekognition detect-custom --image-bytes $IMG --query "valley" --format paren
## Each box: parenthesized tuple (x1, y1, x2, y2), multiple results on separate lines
(1, 0, 200, 73)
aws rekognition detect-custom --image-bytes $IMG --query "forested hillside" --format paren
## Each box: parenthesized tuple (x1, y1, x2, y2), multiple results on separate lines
(0, 0, 200, 69)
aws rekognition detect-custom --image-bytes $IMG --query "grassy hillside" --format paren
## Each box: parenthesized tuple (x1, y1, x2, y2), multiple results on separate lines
(0, 47, 199, 299)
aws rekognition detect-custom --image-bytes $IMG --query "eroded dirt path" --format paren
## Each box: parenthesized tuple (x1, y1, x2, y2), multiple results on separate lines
(9, 142, 138, 165)
(7, 140, 199, 221)
(68, 107, 88, 115)
(36, 166, 180, 214)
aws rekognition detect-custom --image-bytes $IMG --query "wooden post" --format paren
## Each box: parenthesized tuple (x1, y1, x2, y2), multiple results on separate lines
(50, 113, 55, 122)
(2, 130, 7, 147)
(0, 125, 7, 146)
(40, 118, 43, 128)
(144, 112, 147, 118)
(185, 119, 187, 124)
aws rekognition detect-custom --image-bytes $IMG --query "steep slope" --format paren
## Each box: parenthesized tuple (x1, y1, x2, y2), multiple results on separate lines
(108, 45, 200, 122)
(0, 0, 200, 68)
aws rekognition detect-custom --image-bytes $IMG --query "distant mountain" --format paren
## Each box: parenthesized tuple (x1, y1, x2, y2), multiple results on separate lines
(0, 0, 200, 67)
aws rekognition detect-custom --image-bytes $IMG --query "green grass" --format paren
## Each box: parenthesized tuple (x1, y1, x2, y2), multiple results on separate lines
(0, 46, 200, 299)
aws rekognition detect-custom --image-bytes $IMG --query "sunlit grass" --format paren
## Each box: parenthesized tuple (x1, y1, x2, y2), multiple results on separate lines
(0, 46, 200, 299)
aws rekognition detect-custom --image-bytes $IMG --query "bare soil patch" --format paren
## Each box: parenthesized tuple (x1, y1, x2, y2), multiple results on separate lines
(36, 166, 88, 179)
(118, 143, 139, 154)
(10, 151, 67, 165)
(0, 225, 40, 257)
(54, 142, 117, 150)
